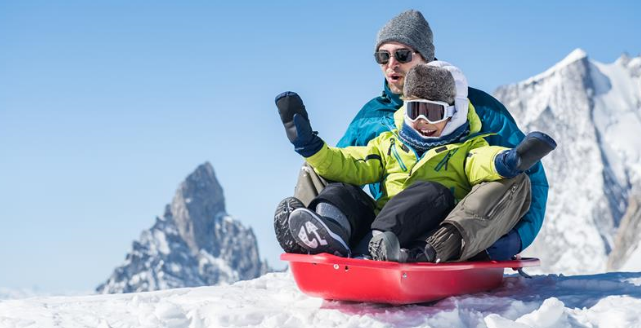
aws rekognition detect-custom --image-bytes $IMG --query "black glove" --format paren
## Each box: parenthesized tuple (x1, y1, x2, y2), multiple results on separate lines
(495, 132, 557, 178)
(275, 91, 324, 157)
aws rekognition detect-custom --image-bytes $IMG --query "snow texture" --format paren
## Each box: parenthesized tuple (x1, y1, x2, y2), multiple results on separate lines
(493, 49, 641, 274)
(1, 270, 641, 328)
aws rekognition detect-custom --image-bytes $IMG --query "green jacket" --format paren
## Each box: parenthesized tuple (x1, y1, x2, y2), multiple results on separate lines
(307, 103, 508, 212)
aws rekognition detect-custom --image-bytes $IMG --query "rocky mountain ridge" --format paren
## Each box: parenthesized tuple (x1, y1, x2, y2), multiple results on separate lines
(96, 162, 270, 293)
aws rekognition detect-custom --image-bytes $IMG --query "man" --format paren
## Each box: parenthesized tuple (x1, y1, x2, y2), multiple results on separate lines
(274, 9, 549, 261)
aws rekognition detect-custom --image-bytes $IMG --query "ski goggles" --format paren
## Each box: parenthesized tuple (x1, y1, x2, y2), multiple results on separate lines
(374, 48, 417, 64)
(405, 99, 456, 124)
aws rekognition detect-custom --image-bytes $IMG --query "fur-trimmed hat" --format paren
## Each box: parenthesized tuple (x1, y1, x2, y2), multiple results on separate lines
(403, 61, 470, 137)
(403, 64, 456, 104)
(375, 10, 434, 62)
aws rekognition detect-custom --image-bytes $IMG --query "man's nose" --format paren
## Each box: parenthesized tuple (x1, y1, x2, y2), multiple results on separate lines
(387, 56, 400, 68)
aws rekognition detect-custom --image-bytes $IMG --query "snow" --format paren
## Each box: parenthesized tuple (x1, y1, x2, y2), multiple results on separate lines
(1, 270, 640, 328)
(592, 58, 641, 185)
(621, 243, 641, 272)
(198, 249, 238, 282)
(555, 48, 588, 70)
(154, 230, 171, 255)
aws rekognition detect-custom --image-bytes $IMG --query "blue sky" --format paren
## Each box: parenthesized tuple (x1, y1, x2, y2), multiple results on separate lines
(1, 0, 639, 292)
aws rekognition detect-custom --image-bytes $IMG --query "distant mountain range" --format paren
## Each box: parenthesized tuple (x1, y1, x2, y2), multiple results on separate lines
(97, 162, 270, 293)
(494, 49, 641, 274)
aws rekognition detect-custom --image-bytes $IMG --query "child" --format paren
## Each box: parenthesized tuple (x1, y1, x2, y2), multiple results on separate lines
(275, 61, 555, 262)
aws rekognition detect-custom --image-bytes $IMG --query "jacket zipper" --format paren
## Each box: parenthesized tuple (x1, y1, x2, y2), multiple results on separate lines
(435, 149, 458, 172)
(389, 139, 407, 172)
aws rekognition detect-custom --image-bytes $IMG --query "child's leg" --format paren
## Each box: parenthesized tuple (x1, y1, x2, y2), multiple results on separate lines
(371, 181, 455, 246)
(287, 183, 376, 256)
(308, 183, 377, 246)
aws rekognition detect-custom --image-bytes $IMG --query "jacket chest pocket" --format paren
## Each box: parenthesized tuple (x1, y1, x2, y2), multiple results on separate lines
(385, 138, 410, 173)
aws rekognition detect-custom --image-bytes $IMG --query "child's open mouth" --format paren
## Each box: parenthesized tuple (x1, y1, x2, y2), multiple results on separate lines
(419, 128, 437, 137)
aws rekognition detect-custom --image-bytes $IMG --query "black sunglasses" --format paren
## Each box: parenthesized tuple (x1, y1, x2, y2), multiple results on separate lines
(374, 49, 416, 64)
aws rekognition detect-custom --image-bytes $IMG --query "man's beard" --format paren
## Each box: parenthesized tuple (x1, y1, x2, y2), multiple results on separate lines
(386, 68, 405, 94)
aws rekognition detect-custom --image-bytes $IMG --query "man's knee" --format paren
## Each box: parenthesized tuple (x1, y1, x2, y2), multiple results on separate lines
(462, 174, 531, 217)
(294, 162, 328, 206)
(512, 174, 532, 217)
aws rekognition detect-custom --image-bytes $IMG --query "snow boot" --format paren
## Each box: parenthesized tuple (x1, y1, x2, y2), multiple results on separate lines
(288, 208, 351, 257)
(368, 231, 408, 262)
(423, 224, 462, 263)
(274, 197, 307, 254)
(406, 241, 437, 263)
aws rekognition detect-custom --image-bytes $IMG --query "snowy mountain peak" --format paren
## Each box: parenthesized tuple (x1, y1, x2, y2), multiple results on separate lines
(521, 49, 590, 88)
(494, 49, 641, 274)
(96, 162, 270, 294)
(548, 48, 588, 73)
(616, 52, 632, 66)
(172, 162, 226, 253)
(562, 48, 588, 64)
(625, 56, 641, 77)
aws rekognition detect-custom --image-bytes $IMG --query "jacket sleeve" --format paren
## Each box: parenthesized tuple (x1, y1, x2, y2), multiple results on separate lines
(305, 137, 386, 186)
(464, 139, 508, 185)
(469, 87, 549, 251)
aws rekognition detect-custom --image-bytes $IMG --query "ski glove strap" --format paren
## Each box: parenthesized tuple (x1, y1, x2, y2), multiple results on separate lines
(275, 91, 324, 157)
(495, 131, 557, 178)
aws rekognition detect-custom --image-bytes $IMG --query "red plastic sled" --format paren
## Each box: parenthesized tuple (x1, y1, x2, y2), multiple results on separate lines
(282, 253, 539, 305)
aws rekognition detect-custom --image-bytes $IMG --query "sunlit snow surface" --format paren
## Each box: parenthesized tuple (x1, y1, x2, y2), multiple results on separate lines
(1, 271, 640, 328)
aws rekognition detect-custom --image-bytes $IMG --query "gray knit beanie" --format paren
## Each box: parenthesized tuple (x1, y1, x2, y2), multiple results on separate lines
(403, 64, 456, 104)
(376, 10, 434, 62)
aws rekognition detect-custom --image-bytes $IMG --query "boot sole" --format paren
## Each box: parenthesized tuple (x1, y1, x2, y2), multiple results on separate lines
(274, 197, 306, 253)
(288, 208, 350, 257)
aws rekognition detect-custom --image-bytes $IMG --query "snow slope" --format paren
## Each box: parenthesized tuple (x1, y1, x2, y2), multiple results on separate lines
(1, 270, 640, 328)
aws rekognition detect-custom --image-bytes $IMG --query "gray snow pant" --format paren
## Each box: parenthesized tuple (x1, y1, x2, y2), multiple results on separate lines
(444, 173, 532, 261)
(294, 162, 330, 206)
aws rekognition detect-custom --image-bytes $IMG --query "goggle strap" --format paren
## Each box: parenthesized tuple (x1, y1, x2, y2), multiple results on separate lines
(445, 106, 456, 118)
